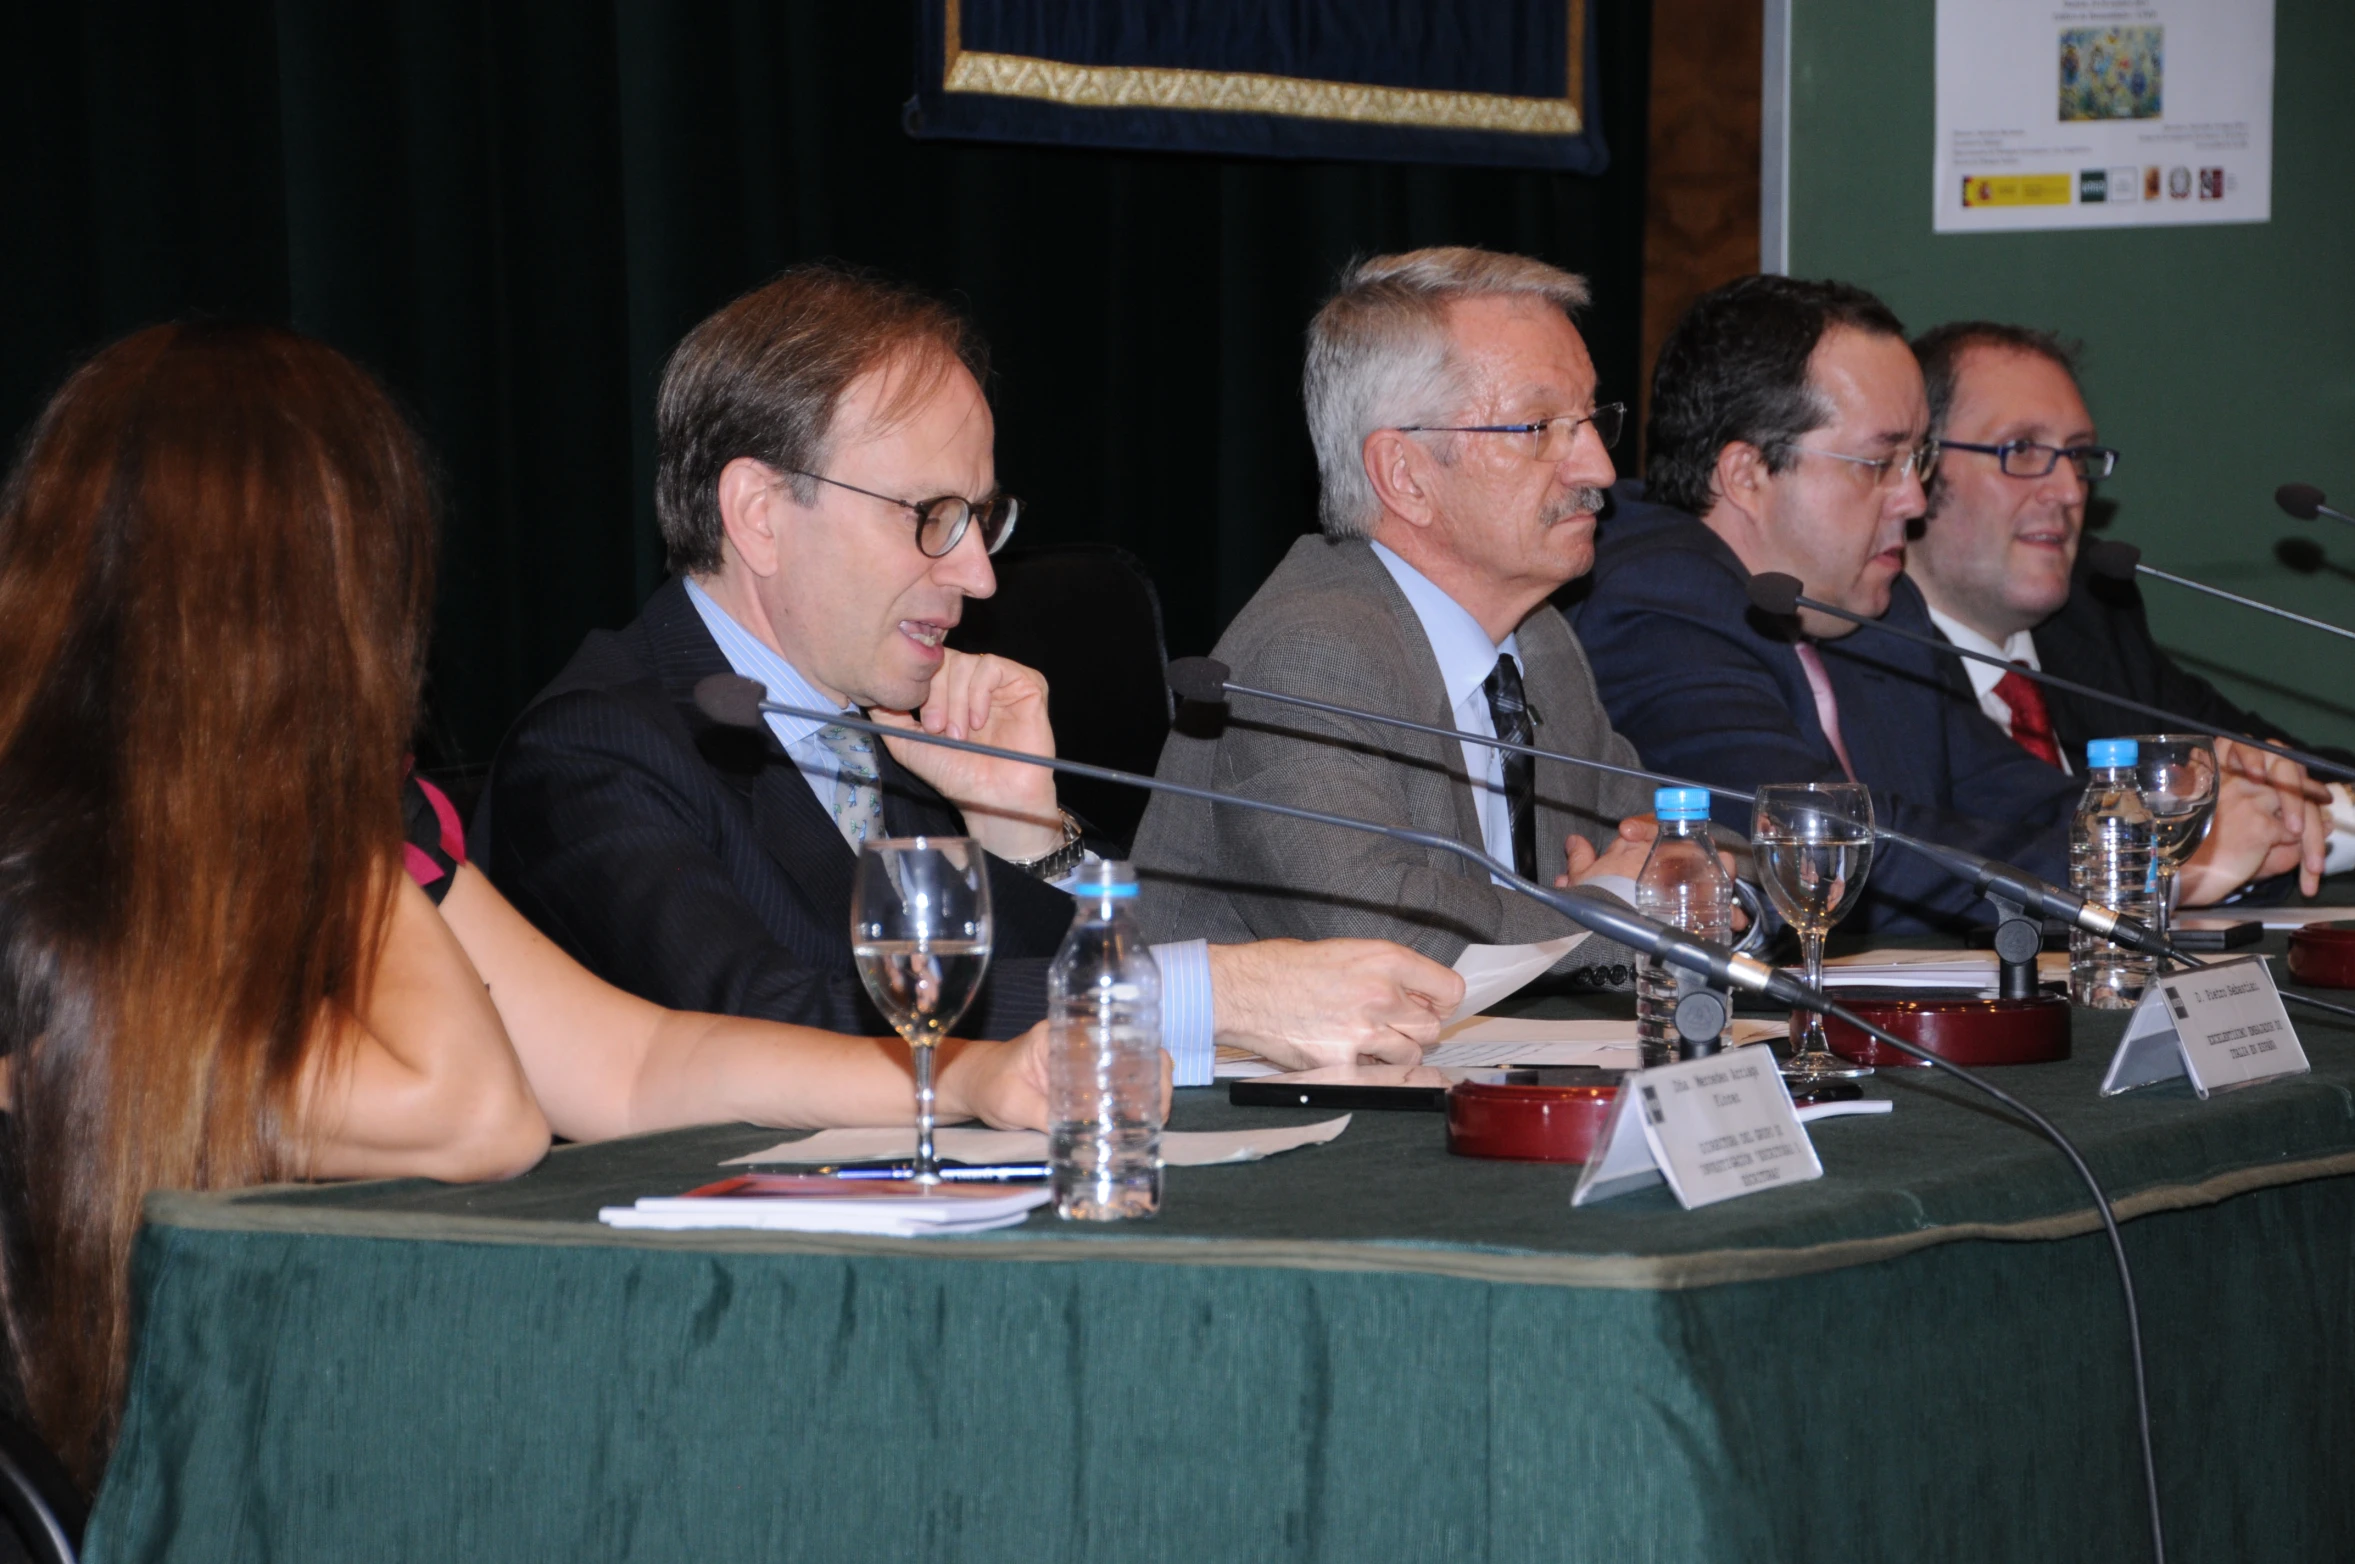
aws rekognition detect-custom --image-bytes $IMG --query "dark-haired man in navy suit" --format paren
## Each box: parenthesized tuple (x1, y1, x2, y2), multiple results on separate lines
(1569, 275, 2298, 932)
(476, 265, 1462, 1082)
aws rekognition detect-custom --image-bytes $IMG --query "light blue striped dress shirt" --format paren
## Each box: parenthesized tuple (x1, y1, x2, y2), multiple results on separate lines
(684, 579, 1216, 1084)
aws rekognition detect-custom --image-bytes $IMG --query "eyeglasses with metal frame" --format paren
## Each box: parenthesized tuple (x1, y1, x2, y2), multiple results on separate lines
(1780, 437, 1943, 489)
(1936, 438, 2119, 481)
(784, 468, 1022, 558)
(1395, 401, 1626, 461)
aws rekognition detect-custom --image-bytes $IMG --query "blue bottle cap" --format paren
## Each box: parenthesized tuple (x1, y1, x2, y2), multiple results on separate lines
(1653, 786, 1713, 821)
(1071, 858, 1138, 897)
(2086, 738, 2140, 770)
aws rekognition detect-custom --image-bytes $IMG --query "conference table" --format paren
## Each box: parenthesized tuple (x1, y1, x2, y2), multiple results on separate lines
(85, 934, 2355, 1563)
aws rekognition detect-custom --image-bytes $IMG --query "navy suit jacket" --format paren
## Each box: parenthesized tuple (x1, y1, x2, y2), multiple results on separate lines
(1566, 489, 2084, 933)
(2019, 550, 2352, 767)
(473, 576, 1076, 1040)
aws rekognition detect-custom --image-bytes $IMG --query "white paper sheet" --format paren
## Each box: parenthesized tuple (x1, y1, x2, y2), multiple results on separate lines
(1934, 0, 2273, 234)
(1447, 933, 1590, 1022)
(723, 1116, 1352, 1170)
(600, 1185, 1050, 1236)
(1213, 1015, 1784, 1077)
(2223, 907, 2355, 930)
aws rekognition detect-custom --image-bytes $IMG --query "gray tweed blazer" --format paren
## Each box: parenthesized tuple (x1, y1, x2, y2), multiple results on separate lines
(1132, 534, 1655, 981)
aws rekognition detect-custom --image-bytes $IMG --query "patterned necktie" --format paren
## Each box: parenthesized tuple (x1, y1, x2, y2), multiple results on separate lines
(1481, 653, 1537, 880)
(1992, 669, 2063, 768)
(809, 722, 884, 848)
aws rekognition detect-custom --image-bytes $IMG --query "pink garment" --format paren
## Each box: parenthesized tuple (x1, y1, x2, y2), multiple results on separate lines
(1792, 642, 1858, 781)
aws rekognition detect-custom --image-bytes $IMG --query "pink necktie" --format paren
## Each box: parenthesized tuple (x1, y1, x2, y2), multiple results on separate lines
(1793, 643, 1858, 781)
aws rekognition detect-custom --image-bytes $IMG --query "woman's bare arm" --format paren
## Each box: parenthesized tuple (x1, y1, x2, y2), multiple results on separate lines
(297, 872, 552, 1182)
(432, 864, 1052, 1141)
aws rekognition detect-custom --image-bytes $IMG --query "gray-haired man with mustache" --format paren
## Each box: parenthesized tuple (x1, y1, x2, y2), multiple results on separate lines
(1132, 248, 1658, 982)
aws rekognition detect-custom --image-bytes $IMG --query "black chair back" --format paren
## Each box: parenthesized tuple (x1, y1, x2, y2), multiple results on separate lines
(948, 544, 1173, 851)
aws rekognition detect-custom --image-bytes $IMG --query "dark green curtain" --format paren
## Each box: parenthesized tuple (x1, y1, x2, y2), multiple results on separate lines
(1, 2, 1652, 765)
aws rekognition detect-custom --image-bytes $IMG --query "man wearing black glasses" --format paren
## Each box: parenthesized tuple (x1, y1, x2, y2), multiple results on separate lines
(477, 264, 1465, 1082)
(1908, 321, 2330, 891)
(1134, 247, 1665, 985)
(1572, 277, 2306, 932)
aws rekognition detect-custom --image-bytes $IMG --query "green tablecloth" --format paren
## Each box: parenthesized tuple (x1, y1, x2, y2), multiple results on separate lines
(87, 954, 2355, 1562)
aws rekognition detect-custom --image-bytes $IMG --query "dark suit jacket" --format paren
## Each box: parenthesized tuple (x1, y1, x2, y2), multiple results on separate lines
(2020, 551, 2350, 765)
(472, 576, 1078, 1040)
(1566, 488, 2084, 934)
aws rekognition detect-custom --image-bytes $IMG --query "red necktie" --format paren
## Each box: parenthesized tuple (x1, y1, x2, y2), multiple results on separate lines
(1993, 669, 2062, 767)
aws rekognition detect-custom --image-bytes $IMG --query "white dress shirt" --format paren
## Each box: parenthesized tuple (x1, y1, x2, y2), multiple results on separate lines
(682, 579, 1216, 1083)
(1924, 604, 2072, 776)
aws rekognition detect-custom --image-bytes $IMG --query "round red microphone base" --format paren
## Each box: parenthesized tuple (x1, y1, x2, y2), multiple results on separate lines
(2288, 921, 2355, 987)
(1445, 1081, 1621, 1162)
(1821, 989, 2071, 1067)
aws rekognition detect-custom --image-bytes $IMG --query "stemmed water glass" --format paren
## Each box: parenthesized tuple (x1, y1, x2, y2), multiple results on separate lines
(2133, 736, 2219, 944)
(850, 837, 993, 1185)
(1752, 782, 1878, 1083)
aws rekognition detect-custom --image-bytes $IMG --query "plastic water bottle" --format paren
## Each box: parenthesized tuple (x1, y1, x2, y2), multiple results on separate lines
(1633, 786, 1735, 1066)
(2069, 738, 2157, 1009)
(1047, 860, 1163, 1220)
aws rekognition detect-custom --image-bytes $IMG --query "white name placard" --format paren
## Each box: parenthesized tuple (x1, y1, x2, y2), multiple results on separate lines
(2100, 955, 2310, 1098)
(1572, 1047, 1822, 1209)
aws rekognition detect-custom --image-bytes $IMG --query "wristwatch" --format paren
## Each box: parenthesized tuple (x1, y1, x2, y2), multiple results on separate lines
(1010, 810, 1087, 881)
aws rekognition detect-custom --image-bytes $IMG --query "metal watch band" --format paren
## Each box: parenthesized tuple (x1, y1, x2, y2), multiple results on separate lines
(1011, 811, 1086, 880)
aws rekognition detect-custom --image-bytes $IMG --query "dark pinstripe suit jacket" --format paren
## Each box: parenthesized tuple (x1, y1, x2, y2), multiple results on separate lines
(473, 576, 1076, 1040)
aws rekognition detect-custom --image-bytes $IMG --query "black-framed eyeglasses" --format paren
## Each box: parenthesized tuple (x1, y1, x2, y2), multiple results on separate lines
(1779, 437, 1942, 490)
(1396, 402, 1626, 461)
(1938, 438, 2118, 481)
(784, 468, 1021, 558)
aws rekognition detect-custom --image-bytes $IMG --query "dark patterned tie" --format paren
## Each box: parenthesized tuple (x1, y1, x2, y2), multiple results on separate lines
(1481, 653, 1537, 880)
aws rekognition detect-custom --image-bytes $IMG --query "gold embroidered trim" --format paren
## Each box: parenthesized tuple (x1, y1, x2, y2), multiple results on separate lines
(939, 0, 1585, 138)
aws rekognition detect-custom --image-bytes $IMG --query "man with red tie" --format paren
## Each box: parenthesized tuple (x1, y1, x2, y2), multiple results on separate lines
(1572, 276, 2307, 933)
(1905, 320, 2331, 892)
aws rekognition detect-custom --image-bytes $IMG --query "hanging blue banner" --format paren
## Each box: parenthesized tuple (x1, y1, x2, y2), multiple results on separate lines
(905, 1, 1607, 172)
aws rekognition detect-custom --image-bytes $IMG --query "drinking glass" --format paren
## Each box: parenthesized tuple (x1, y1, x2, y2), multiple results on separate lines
(850, 837, 993, 1185)
(2133, 735, 2218, 944)
(1751, 782, 1878, 1082)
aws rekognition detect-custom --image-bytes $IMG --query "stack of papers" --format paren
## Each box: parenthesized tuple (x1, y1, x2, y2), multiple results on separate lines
(721, 1117, 1352, 1169)
(600, 1176, 1051, 1236)
(1214, 1016, 1784, 1079)
(1815, 949, 2004, 991)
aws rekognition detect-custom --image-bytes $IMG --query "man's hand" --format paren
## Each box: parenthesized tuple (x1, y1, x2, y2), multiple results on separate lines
(872, 650, 1065, 860)
(2178, 768, 2309, 905)
(1557, 816, 1656, 887)
(2215, 739, 2328, 895)
(1208, 938, 1465, 1072)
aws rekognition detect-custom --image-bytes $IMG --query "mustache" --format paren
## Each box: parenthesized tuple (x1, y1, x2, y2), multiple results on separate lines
(1542, 487, 1609, 526)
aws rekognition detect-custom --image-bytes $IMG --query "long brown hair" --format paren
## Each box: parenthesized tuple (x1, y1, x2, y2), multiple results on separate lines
(0, 322, 437, 1484)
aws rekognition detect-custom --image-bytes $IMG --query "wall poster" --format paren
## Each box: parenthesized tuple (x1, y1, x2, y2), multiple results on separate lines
(1933, 0, 2272, 233)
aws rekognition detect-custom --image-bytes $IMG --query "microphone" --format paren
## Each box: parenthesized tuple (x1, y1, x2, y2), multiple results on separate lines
(1745, 572, 2355, 784)
(2084, 538, 2355, 646)
(2277, 483, 2355, 527)
(1169, 656, 2159, 975)
(696, 667, 2166, 1560)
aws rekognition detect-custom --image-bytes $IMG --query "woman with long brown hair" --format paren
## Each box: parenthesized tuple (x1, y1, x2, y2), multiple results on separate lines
(0, 322, 1055, 1489)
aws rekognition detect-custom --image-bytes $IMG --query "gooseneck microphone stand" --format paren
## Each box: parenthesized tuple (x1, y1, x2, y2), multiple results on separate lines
(698, 672, 2167, 1564)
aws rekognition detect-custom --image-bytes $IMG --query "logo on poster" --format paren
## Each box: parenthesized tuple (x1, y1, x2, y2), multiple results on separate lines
(2198, 167, 2225, 200)
(2143, 166, 2161, 201)
(1962, 173, 2073, 208)
(2079, 169, 2108, 202)
(2167, 166, 2193, 199)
